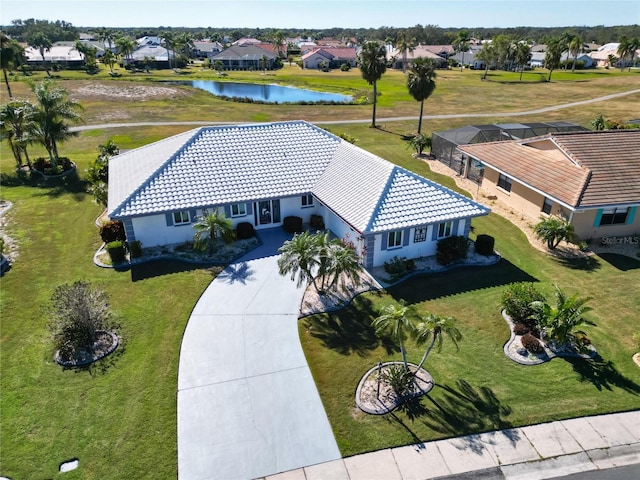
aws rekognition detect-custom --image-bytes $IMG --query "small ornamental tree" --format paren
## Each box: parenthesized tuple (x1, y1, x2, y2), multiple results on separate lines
(533, 216, 575, 250)
(48, 281, 114, 359)
(501, 282, 546, 321)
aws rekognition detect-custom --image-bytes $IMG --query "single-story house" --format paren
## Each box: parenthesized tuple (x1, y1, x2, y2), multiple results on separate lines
(389, 45, 448, 69)
(457, 130, 640, 241)
(301, 47, 358, 69)
(128, 44, 169, 67)
(193, 40, 224, 60)
(108, 121, 490, 268)
(210, 45, 277, 70)
(24, 42, 85, 68)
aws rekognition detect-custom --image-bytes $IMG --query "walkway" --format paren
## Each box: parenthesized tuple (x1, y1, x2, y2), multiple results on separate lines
(262, 410, 640, 480)
(177, 229, 341, 480)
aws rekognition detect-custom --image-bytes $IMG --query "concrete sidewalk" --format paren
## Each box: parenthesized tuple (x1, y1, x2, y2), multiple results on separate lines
(264, 410, 640, 480)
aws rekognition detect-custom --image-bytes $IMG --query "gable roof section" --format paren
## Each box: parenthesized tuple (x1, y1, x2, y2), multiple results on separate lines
(108, 122, 338, 218)
(459, 130, 640, 208)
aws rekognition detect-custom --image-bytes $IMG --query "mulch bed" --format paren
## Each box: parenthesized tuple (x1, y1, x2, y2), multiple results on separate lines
(54, 330, 119, 367)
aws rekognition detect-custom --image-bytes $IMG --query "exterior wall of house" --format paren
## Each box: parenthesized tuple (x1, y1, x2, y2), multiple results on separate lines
(569, 207, 640, 241)
(303, 53, 330, 69)
(130, 210, 205, 248)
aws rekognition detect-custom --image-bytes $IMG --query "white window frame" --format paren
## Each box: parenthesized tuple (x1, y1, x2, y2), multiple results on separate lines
(301, 194, 314, 208)
(231, 203, 247, 217)
(414, 226, 427, 243)
(173, 211, 190, 225)
(387, 230, 403, 249)
(438, 221, 453, 239)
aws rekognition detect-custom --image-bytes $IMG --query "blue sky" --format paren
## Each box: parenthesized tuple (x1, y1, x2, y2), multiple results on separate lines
(2, 0, 639, 29)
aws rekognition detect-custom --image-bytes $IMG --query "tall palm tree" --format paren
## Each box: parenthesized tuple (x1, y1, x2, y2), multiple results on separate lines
(27, 32, 52, 77)
(0, 100, 35, 170)
(98, 27, 116, 53)
(413, 314, 461, 371)
(115, 35, 136, 67)
(30, 80, 83, 168)
(395, 30, 415, 73)
(102, 50, 116, 74)
(277, 231, 321, 292)
(514, 42, 532, 80)
(74, 40, 98, 71)
(531, 286, 594, 346)
(567, 35, 583, 73)
(476, 42, 497, 80)
(193, 210, 234, 254)
(406, 57, 437, 134)
(1, 32, 24, 99)
(162, 31, 177, 69)
(625, 37, 640, 72)
(373, 302, 416, 370)
(358, 41, 387, 128)
(617, 36, 630, 71)
(544, 37, 564, 82)
(270, 30, 287, 58)
(452, 30, 471, 71)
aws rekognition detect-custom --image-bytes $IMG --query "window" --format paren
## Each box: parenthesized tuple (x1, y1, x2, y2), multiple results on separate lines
(497, 173, 512, 192)
(438, 221, 453, 238)
(301, 194, 314, 207)
(387, 230, 403, 248)
(231, 203, 246, 217)
(599, 207, 629, 226)
(173, 211, 190, 225)
(414, 226, 427, 243)
(541, 197, 553, 215)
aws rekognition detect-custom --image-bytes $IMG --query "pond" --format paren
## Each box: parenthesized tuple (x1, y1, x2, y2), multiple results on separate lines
(171, 80, 352, 104)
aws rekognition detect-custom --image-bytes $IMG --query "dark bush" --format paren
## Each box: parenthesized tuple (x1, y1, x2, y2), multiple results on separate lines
(310, 214, 325, 230)
(340, 63, 351, 71)
(129, 240, 142, 258)
(100, 220, 126, 243)
(106, 240, 126, 264)
(475, 234, 495, 256)
(513, 323, 530, 335)
(501, 282, 546, 321)
(283, 216, 303, 234)
(521, 332, 544, 354)
(383, 256, 416, 276)
(436, 236, 470, 265)
(235, 222, 255, 240)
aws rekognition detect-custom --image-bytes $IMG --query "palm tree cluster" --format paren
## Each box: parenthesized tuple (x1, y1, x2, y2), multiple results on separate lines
(1, 79, 83, 171)
(617, 36, 640, 71)
(278, 231, 363, 296)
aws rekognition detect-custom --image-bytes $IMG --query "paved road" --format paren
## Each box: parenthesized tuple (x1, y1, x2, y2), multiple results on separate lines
(71, 88, 640, 131)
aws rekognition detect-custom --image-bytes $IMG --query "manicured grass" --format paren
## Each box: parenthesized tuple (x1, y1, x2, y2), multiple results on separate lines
(1, 67, 639, 477)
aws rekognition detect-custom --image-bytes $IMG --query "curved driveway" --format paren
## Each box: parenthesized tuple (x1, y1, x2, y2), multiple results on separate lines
(177, 229, 340, 480)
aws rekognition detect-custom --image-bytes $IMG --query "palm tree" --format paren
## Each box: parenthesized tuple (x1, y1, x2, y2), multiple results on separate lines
(102, 50, 116, 74)
(277, 231, 321, 292)
(270, 30, 287, 58)
(98, 27, 116, 53)
(626, 37, 640, 72)
(476, 42, 497, 80)
(533, 216, 575, 250)
(544, 37, 564, 82)
(617, 36, 630, 71)
(30, 80, 83, 168)
(358, 41, 387, 128)
(394, 30, 415, 73)
(74, 40, 98, 71)
(373, 302, 416, 370)
(162, 31, 177, 69)
(193, 210, 234, 254)
(514, 42, 532, 80)
(590, 114, 607, 131)
(406, 57, 437, 134)
(567, 35, 583, 73)
(27, 32, 52, 77)
(115, 35, 136, 68)
(87, 139, 119, 206)
(531, 286, 594, 346)
(0, 100, 35, 170)
(413, 314, 461, 371)
(1, 32, 24, 98)
(325, 237, 363, 293)
(452, 30, 471, 71)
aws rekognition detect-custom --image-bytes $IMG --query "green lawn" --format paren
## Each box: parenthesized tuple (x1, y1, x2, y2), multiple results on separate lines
(1, 66, 640, 477)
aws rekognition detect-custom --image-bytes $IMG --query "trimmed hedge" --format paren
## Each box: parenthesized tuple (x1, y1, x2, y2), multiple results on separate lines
(129, 240, 143, 258)
(236, 222, 255, 240)
(436, 235, 470, 265)
(106, 240, 126, 263)
(521, 332, 545, 354)
(283, 216, 303, 234)
(475, 234, 495, 256)
(310, 214, 325, 230)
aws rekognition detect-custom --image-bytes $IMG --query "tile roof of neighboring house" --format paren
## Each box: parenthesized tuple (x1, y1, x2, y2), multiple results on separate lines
(24, 44, 84, 62)
(389, 45, 447, 63)
(109, 121, 489, 233)
(211, 45, 277, 61)
(302, 47, 357, 61)
(458, 130, 640, 209)
(130, 44, 169, 61)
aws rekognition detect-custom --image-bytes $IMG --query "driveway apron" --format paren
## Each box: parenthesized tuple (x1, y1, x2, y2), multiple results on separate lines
(177, 229, 341, 480)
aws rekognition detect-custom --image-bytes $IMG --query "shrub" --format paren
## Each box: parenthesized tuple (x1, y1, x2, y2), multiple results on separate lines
(310, 214, 325, 230)
(475, 234, 495, 256)
(283, 216, 303, 234)
(436, 236, 470, 265)
(100, 220, 126, 243)
(381, 364, 414, 398)
(129, 240, 142, 258)
(48, 281, 114, 359)
(533, 216, 576, 250)
(384, 256, 412, 276)
(340, 63, 351, 71)
(521, 332, 545, 354)
(501, 282, 545, 321)
(235, 222, 255, 240)
(513, 323, 530, 335)
(408, 134, 431, 156)
(106, 240, 126, 264)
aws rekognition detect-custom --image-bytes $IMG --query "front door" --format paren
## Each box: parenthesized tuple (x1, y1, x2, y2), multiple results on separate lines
(255, 199, 281, 227)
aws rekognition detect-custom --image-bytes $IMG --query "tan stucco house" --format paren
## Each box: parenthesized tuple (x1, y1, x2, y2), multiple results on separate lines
(458, 129, 640, 242)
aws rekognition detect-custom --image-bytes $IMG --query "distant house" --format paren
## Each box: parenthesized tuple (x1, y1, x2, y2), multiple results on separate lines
(129, 44, 169, 68)
(210, 45, 277, 70)
(458, 130, 640, 240)
(107, 121, 490, 268)
(389, 45, 447, 69)
(24, 42, 85, 68)
(193, 40, 224, 60)
(136, 36, 162, 47)
(302, 47, 357, 69)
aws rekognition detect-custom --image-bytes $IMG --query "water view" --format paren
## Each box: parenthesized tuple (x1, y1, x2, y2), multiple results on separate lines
(173, 80, 352, 104)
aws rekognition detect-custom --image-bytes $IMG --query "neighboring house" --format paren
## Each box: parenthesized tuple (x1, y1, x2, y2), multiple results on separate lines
(210, 45, 277, 70)
(107, 121, 490, 268)
(136, 36, 162, 47)
(193, 40, 224, 60)
(301, 47, 358, 69)
(24, 42, 85, 67)
(458, 130, 640, 240)
(389, 45, 448, 69)
(128, 44, 169, 67)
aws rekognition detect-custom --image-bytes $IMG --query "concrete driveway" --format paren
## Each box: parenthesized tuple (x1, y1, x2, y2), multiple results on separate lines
(177, 229, 341, 480)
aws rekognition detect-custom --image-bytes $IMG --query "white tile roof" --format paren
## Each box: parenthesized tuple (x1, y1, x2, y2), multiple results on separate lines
(108, 121, 489, 233)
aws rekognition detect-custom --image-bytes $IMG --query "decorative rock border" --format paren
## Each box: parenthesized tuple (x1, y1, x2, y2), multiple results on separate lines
(28, 162, 77, 179)
(633, 353, 640, 368)
(54, 330, 119, 367)
(502, 310, 596, 365)
(355, 361, 434, 415)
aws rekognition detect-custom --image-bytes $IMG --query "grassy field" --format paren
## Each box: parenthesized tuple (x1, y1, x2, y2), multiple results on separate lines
(1, 65, 639, 478)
